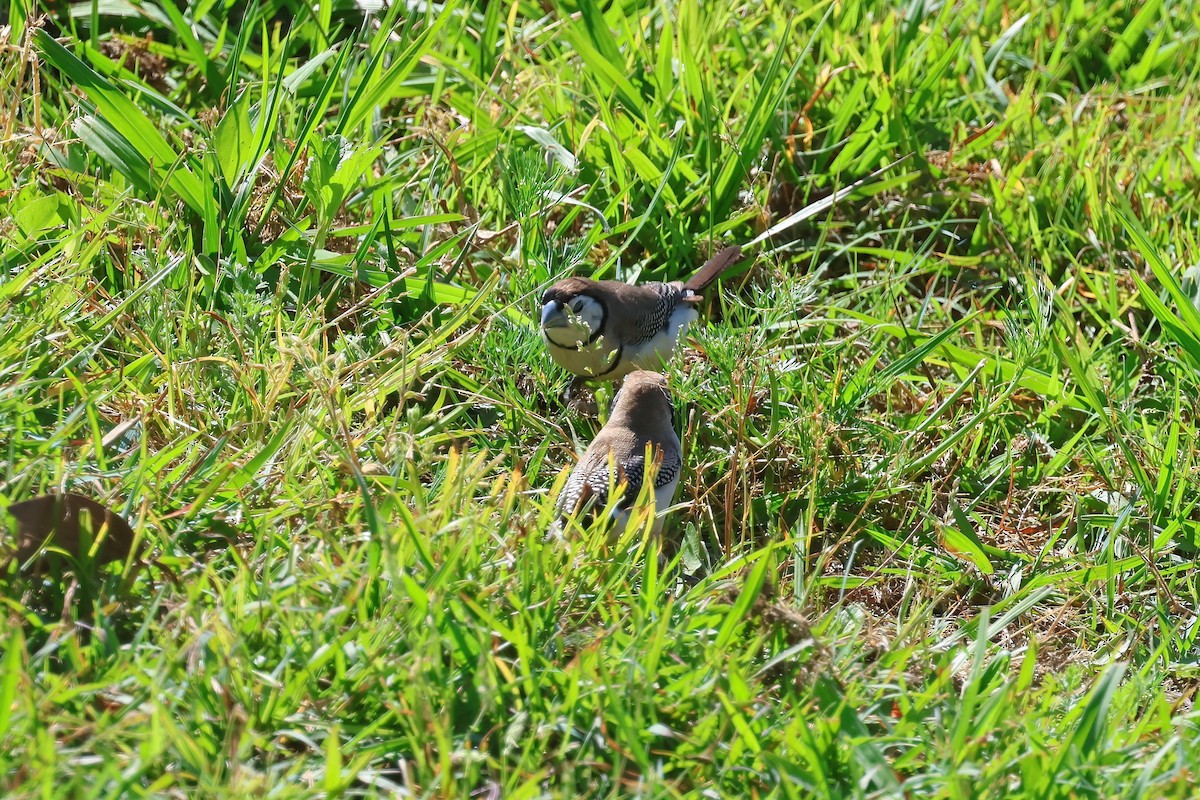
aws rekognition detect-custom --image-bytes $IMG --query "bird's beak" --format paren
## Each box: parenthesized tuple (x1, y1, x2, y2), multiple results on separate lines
(541, 301, 569, 329)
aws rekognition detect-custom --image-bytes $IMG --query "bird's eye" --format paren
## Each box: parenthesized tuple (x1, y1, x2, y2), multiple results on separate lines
(570, 299, 585, 313)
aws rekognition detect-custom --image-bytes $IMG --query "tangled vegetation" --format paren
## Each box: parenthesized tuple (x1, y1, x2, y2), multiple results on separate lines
(2, 0, 1200, 796)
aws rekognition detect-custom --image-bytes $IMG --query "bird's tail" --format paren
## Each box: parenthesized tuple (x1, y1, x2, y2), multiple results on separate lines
(683, 244, 744, 293)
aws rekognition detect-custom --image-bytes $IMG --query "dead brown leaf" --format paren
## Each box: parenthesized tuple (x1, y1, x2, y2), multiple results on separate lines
(1, 493, 139, 569)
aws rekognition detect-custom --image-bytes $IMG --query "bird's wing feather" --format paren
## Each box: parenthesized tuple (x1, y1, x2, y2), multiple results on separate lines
(613, 445, 680, 510)
(599, 282, 680, 345)
(561, 427, 661, 516)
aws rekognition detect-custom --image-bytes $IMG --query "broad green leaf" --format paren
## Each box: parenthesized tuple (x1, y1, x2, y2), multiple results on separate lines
(946, 500, 996, 574)
(36, 29, 206, 212)
(212, 91, 255, 186)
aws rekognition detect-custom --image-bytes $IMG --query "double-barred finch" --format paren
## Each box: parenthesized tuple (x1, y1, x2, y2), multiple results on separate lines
(540, 245, 743, 382)
(554, 370, 682, 538)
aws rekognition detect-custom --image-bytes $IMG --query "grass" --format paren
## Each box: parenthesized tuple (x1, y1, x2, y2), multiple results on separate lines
(2, 0, 1200, 796)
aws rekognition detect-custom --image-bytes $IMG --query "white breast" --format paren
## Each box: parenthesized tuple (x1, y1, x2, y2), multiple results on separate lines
(623, 305, 699, 372)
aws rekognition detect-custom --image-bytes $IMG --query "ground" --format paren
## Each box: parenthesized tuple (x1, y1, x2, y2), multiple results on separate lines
(1, 1, 1200, 797)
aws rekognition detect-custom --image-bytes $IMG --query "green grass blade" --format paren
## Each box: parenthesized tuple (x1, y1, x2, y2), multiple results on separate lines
(36, 30, 206, 213)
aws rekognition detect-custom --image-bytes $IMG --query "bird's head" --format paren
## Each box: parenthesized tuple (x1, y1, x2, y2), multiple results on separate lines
(540, 279, 606, 348)
(610, 370, 675, 429)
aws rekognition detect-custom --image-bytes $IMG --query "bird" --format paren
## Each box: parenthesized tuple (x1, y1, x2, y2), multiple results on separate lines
(539, 245, 743, 382)
(554, 370, 682, 539)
